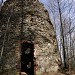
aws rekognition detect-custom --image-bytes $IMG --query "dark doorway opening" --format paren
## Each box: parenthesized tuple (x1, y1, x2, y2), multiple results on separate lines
(21, 41, 34, 75)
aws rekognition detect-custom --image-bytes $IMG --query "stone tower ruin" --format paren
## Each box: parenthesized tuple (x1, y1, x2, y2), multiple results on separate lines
(0, 0, 59, 75)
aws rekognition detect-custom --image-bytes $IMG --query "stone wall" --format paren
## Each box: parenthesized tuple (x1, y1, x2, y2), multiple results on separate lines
(0, 0, 59, 75)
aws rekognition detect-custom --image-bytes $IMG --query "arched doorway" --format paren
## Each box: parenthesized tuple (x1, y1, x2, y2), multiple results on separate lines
(21, 41, 34, 75)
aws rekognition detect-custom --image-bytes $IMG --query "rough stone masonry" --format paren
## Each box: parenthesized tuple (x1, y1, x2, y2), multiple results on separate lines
(0, 0, 59, 75)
